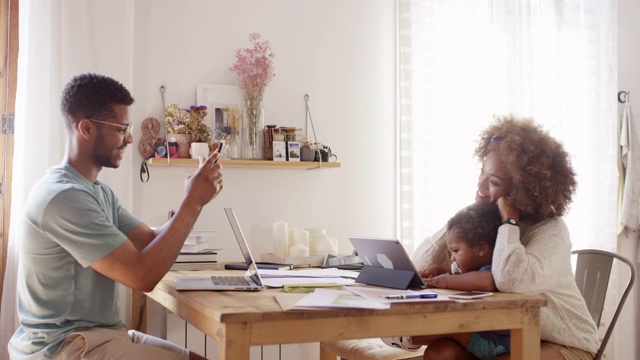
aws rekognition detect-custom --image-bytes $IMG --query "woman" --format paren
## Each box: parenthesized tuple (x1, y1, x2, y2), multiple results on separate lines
(411, 115, 599, 360)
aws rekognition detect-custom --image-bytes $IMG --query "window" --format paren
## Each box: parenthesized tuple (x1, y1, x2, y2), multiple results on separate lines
(398, 0, 618, 253)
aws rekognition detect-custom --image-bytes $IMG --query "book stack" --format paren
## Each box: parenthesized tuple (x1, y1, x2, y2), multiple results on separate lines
(171, 249, 219, 271)
(171, 230, 219, 271)
(181, 229, 215, 253)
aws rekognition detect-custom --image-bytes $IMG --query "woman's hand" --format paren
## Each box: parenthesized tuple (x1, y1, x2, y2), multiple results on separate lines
(497, 196, 520, 223)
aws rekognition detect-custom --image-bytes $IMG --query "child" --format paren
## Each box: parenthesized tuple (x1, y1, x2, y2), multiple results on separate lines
(383, 201, 509, 360)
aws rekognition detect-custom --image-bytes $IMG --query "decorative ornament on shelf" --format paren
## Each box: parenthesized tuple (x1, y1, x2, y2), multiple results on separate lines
(229, 33, 276, 160)
(165, 104, 213, 158)
(225, 107, 243, 159)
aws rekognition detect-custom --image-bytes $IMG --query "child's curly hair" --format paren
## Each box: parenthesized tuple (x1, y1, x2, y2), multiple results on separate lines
(447, 202, 502, 249)
(474, 115, 577, 222)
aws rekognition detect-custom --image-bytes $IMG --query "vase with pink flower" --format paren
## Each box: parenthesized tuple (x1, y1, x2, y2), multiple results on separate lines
(229, 33, 276, 160)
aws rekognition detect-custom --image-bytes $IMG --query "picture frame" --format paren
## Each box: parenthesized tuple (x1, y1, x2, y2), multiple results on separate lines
(196, 85, 243, 143)
(272, 141, 286, 162)
(287, 141, 301, 162)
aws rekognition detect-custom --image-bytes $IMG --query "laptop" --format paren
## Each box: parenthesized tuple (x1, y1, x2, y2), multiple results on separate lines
(349, 237, 426, 290)
(173, 207, 264, 291)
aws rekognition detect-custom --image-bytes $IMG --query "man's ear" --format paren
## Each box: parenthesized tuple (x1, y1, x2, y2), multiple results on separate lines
(77, 119, 95, 139)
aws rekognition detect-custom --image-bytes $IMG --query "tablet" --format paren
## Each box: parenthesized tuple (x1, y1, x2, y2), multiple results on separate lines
(448, 291, 493, 299)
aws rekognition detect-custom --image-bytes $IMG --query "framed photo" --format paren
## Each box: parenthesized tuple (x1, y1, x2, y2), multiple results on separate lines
(196, 85, 243, 142)
(287, 141, 301, 162)
(272, 141, 286, 161)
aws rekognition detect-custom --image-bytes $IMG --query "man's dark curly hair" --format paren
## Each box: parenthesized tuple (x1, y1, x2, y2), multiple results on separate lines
(447, 202, 502, 249)
(474, 115, 577, 222)
(60, 73, 134, 128)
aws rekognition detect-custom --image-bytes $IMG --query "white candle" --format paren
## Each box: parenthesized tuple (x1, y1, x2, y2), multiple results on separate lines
(272, 221, 288, 257)
(294, 229, 309, 247)
(287, 226, 297, 252)
(289, 244, 309, 258)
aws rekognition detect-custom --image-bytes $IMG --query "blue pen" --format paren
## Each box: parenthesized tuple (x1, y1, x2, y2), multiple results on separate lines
(385, 293, 438, 300)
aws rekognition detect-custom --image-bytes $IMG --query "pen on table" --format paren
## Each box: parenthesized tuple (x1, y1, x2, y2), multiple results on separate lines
(385, 293, 438, 300)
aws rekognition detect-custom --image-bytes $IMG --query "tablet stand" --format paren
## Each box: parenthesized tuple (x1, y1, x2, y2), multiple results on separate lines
(355, 265, 424, 290)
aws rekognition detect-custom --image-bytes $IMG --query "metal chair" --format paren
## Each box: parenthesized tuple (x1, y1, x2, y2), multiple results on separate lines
(572, 249, 636, 360)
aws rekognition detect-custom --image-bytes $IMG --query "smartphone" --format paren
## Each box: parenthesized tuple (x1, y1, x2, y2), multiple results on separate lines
(213, 142, 225, 164)
(448, 291, 493, 300)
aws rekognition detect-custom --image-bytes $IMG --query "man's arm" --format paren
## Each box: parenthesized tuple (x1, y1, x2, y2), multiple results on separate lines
(425, 270, 496, 291)
(91, 154, 223, 292)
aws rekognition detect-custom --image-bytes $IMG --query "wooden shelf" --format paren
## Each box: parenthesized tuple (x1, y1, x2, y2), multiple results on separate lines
(146, 158, 341, 169)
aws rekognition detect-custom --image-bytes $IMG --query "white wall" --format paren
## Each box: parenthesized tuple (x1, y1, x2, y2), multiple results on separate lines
(616, 1, 640, 359)
(129, 0, 396, 262)
(133, 2, 396, 357)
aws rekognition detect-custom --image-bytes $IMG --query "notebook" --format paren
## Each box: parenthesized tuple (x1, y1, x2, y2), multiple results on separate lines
(173, 207, 264, 291)
(349, 237, 426, 289)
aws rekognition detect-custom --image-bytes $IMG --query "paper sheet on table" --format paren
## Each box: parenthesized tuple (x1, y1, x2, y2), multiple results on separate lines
(345, 286, 450, 303)
(275, 293, 325, 311)
(258, 268, 360, 279)
(293, 288, 390, 310)
(262, 277, 355, 288)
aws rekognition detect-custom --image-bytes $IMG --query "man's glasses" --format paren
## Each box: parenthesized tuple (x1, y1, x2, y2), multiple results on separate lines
(88, 119, 132, 135)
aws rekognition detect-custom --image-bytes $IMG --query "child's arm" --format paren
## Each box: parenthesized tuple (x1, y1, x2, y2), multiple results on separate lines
(425, 270, 496, 291)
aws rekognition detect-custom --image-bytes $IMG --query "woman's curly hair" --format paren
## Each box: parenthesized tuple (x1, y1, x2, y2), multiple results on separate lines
(447, 202, 502, 249)
(474, 115, 577, 222)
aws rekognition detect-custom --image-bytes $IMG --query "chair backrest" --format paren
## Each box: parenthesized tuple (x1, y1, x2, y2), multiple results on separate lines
(572, 249, 636, 360)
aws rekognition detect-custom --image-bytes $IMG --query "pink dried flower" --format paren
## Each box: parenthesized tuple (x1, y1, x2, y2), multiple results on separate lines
(229, 33, 276, 105)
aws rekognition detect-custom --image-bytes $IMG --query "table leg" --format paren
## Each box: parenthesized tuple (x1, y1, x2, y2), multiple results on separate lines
(319, 343, 338, 360)
(511, 308, 541, 360)
(218, 323, 251, 360)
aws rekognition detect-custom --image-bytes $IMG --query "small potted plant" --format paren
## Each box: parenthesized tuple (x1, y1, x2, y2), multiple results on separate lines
(299, 135, 316, 162)
(165, 104, 212, 158)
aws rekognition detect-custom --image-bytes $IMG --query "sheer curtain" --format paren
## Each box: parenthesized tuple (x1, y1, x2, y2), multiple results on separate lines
(0, 2, 135, 358)
(398, 0, 618, 255)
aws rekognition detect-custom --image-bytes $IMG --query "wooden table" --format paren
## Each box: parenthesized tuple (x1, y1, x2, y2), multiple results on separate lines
(147, 271, 546, 360)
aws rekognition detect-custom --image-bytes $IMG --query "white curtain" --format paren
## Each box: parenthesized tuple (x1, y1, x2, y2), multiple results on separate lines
(398, 0, 618, 255)
(0, 2, 135, 358)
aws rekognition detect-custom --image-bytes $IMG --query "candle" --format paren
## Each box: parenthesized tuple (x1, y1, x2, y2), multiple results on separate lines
(289, 244, 309, 258)
(294, 229, 309, 247)
(287, 226, 297, 251)
(272, 221, 288, 257)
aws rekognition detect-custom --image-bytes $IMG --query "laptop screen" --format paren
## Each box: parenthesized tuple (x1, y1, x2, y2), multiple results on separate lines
(224, 207, 263, 285)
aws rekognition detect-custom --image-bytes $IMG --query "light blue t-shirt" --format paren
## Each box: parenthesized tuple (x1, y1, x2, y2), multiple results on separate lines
(9, 164, 142, 359)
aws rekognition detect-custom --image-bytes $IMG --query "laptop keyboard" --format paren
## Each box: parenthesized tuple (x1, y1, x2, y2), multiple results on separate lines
(211, 275, 254, 287)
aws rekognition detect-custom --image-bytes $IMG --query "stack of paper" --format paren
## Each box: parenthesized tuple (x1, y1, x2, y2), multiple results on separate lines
(181, 230, 215, 253)
(292, 288, 391, 310)
(275, 287, 447, 312)
(258, 268, 359, 288)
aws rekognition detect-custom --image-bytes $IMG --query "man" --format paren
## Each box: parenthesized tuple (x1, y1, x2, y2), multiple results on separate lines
(9, 73, 221, 359)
